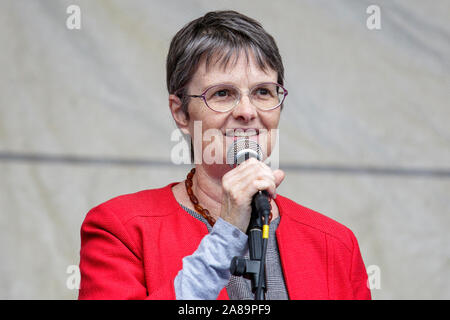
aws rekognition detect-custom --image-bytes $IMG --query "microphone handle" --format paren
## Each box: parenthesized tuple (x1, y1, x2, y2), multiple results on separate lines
(246, 190, 271, 299)
(247, 190, 271, 260)
(247, 192, 263, 259)
(253, 190, 271, 220)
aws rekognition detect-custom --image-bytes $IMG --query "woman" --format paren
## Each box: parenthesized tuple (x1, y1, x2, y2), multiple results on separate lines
(78, 10, 371, 300)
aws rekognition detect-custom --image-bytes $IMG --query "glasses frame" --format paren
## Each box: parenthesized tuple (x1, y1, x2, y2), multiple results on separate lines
(187, 82, 288, 113)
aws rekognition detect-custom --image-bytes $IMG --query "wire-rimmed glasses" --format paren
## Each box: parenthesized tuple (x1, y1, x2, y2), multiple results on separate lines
(187, 82, 288, 112)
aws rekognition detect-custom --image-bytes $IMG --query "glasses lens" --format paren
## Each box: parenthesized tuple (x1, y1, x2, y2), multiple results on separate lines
(251, 83, 284, 110)
(205, 85, 239, 112)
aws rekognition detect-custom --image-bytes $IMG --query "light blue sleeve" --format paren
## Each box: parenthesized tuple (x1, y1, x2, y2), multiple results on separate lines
(174, 217, 248, 300)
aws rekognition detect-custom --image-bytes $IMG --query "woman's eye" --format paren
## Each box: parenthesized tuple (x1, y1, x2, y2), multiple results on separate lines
(257, 88, 269, 95)
(215, 90, 228, 97)
(254, 87, 273, 97)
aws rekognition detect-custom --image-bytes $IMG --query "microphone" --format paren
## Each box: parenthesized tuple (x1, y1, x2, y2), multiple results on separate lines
(227, 137, 271, 300)
(226, 137, 263, 167)
(226, 137, 271, 221)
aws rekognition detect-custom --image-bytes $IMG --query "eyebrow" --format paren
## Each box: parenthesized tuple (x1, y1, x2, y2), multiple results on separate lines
(199, 81, 278, 93)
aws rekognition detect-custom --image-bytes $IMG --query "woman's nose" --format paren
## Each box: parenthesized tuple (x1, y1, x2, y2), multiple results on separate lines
(231, 94, 257, 122)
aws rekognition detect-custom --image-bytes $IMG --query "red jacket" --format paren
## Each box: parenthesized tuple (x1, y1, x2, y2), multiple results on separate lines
(79, 182, 371, 300)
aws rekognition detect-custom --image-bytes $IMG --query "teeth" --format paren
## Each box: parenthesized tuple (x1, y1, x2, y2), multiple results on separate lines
(234, 131, 255, 137)
(226, 129, 259, 137)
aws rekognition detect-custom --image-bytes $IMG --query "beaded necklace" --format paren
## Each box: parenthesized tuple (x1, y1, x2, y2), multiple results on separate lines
(185, 168, 216, 226)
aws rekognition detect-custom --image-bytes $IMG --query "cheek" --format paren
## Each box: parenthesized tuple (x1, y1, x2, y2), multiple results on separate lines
(199, 129, 228, 165)
(190, 115, 228, 164)
(267, 111, 281, 129)
(260, 112, 281, 157)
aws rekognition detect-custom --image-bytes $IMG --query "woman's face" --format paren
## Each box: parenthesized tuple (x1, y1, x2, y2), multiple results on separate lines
(173, 51, 281, 176)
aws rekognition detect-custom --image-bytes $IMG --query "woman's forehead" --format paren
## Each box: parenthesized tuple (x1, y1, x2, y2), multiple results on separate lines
(192, 50, 277, 87)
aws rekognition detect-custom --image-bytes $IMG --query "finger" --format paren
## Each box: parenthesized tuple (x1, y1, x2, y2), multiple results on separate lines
(252, 179, 277, 199)
(227, 159, 273, 185)
(273, 169, 285, 188)
(224, 159, 278, 197)
(241, 159, 276, 181)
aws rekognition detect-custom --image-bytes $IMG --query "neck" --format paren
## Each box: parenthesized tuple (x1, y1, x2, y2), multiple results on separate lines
(191, 165, 225, 221)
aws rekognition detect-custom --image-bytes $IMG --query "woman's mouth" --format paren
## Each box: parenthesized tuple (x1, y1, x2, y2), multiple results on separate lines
(224, 128, 260, 138)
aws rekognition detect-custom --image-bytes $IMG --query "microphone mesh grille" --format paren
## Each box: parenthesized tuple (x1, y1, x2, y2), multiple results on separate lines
(226, 138, 263, 167)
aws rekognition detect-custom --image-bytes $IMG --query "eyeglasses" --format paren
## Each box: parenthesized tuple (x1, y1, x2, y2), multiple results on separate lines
(187, 82, 288, 112)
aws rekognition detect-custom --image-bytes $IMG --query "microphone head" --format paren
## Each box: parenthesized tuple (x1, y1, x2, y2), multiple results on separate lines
(226, 138, 264, 167)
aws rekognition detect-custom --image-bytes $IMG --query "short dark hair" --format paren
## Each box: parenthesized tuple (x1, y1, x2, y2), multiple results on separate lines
(166, 10, 284, 118)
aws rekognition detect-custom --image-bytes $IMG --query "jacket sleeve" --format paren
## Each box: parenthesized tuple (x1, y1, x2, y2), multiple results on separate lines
(78, 205, 176, 300)
(348, 230, 371, 300)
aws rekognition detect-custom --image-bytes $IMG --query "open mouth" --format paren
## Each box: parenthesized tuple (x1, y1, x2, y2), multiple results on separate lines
(224, 128, 260, 138)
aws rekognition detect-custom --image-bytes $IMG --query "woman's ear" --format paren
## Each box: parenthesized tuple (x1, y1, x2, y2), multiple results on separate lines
(169, 94, 190, 135)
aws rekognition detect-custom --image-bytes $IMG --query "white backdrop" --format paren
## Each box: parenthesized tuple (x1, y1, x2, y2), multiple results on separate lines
(0, 0, 449, 299)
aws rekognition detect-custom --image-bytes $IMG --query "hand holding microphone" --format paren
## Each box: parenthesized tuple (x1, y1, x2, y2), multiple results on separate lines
(220, 138, 285, 233)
